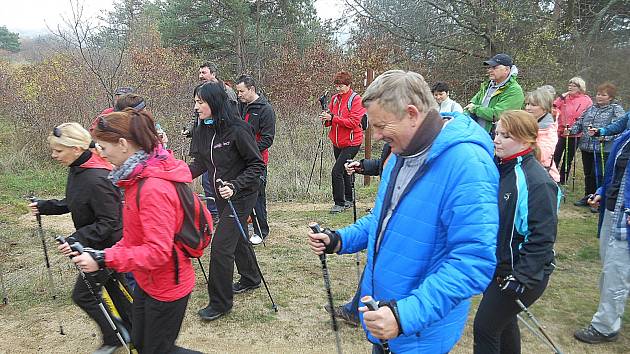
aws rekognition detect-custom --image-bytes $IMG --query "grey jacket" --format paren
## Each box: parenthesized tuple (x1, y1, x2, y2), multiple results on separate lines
(569, 103, 625, 152)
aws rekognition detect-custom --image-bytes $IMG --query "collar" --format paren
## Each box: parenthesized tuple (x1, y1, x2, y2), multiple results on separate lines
(400, 109, 444, 157)
(499, 147, 533, 164)
(70, 150, 91, 167)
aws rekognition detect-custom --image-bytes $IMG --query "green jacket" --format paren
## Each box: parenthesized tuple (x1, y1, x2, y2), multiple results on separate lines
(467, 75, 524, 132)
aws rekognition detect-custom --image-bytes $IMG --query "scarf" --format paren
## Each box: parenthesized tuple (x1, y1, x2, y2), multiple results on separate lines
(109, 150, 150, 186)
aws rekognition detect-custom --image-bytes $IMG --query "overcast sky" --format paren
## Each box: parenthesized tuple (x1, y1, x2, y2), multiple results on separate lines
(0, 0, 344, 37)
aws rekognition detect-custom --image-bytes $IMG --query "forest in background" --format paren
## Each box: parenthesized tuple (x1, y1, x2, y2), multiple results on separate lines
(0, 0, 628, 198)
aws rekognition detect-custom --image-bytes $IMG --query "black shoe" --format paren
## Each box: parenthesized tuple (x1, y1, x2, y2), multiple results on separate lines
(198, 305, 229, 321)
(574, 196, 590, 206)
(324, 303, 360, 326)
(574, 325, 619, 344)
(232, 281, 261, 294)
(329, 204, 346, 213)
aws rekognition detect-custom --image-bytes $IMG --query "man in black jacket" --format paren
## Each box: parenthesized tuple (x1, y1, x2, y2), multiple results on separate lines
(235, 75, 276, 244)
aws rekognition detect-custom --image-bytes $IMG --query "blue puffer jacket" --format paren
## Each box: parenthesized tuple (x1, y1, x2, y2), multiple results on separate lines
(338, 113, 499, 353)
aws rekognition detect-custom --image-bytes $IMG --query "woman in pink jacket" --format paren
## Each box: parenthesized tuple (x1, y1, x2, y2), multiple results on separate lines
(526, 88, 560, 182)
(73, 109, 201, 354)
(552, 77, 592, 184)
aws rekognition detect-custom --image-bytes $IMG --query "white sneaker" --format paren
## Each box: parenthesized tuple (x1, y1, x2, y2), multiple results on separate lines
(250, 234, 263, 245)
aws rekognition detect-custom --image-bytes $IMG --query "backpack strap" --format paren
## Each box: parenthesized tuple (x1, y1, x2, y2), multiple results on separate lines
(347, 92, 358, 111)
(172, 246, 179, 285)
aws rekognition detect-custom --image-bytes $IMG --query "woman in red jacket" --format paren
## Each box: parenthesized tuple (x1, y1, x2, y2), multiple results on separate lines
(73, 109, 201, 354)
(552, 76, 593, 184)
(319, 71, 366, 213)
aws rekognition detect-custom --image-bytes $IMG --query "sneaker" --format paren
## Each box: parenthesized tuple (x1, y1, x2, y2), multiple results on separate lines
(198, 305, 230, 321)
(330, 204, 346, 214)
(250, 234, 263, 245)
(344, 200, 353, 209)
(574, 196, 590, 207)
(324, 303, 360, 326)
(232, 281, 261, 294)
(92, 345, 121, 354)
(574, 325, 619, 344)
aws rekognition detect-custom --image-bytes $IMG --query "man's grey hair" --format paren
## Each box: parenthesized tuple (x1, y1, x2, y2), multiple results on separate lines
(363, 70, 437, 117)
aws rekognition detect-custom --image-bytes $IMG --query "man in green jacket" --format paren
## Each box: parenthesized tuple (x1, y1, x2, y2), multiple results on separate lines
(464, 53, 525, 133)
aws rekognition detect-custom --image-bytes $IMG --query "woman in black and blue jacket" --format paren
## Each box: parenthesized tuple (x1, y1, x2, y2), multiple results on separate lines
(474, 110, 560, 354)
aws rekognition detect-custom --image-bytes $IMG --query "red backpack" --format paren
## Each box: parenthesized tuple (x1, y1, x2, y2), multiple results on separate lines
(136, 179, 213, 282)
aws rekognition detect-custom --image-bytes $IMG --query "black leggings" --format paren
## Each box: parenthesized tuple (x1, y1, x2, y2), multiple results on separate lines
(332, 145, 360, 206)
(473, 275, 549, 354)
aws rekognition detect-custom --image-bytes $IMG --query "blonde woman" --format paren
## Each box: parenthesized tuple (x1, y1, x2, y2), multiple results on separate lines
(28, 123, 127, 354)
(525, 88, 560, 182)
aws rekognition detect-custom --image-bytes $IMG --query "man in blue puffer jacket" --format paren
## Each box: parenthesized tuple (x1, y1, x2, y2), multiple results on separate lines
(308, 70, 499, 353)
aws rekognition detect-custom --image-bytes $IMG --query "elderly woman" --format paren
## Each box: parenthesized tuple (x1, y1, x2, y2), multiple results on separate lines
(474, 110, 559, 354)
(525, 88, 560, 182)
(553, 77, 593, 184)
(319, 71, 367, 213)
(29, 123, 127, 354)
(566, 82, 625, 208)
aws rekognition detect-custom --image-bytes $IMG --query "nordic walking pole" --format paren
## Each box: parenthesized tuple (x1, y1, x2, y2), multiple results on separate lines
(516, 299, 563, 354)
(517, 314, 560, 354)
(600, 140, 605, 186)
(56, 237, 131, 353)
(29, 197, 65, 335)
(361, 296, 391, 354)
(217, 179, 278, 312)
(0, 261, 7, 305)
(306, 124, 325, 194)
(347, 160, 360, 283)
(251, 207, 266, 247)
(309, 222, 342, 354)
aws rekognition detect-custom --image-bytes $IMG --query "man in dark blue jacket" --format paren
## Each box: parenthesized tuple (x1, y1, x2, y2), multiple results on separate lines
(308, 70, 498, 353)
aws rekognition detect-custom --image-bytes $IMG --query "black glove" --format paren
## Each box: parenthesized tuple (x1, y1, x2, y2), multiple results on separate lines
(321, 228, 341, 254)
(500, 274, 526, 297)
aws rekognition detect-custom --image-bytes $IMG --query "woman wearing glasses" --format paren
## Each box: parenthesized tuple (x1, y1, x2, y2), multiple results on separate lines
(28, 123, 127, 354)
(72, 110, 201, 354)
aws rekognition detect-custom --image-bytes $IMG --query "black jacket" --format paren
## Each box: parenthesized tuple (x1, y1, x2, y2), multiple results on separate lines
(496, 152, 559, 288)
(360, 143, 392, 176)
(241, 96, 276, 154)
(189, 118, 264, 209)
(37, 151, 122, 250)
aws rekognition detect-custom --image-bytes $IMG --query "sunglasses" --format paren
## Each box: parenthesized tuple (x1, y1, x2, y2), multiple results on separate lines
(52, 126, 62, 138)
(97, 116, 126, 136)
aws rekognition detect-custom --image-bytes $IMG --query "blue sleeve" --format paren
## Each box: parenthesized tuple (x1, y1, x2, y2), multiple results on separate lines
(601, 111, 629, 136)
(337, 212, 376, 254)
(395, 147, 499, 334)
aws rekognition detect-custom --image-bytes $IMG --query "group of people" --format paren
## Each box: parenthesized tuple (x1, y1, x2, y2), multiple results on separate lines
(25, 51, 630, 354)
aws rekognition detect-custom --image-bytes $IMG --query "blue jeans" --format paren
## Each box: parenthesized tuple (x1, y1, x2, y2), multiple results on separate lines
(342, 268, 363, 318)
(201, 172, 219, 220)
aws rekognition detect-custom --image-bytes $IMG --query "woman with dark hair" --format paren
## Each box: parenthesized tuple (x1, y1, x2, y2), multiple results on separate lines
(319, 71, 366, 213)
(566, 82, 625, 208)
(72, 109, 200, 354)
(29, 122, 127, 354)
(474, 110, 560, 354)
(189, 82, 265, 321)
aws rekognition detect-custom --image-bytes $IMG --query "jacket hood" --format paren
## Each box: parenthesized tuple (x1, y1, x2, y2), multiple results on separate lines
(119, 146, 191, 187)
(246, 95, 271, 109)
(432, 112, 495, 162)
(80, 151, 113, 170)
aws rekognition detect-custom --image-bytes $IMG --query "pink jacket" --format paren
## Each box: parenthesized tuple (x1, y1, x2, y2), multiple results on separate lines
(537, 122, 560, 182)
(554, 93, 592, 137)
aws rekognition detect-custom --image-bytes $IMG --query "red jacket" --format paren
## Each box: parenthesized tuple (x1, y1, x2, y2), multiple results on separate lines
(554, 93, 592, 137)
(105, 148, 195, 301)
(325, 89, 365, 148)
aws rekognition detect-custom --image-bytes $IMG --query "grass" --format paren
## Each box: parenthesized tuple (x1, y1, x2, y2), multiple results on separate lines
(0, 117, 629, 353)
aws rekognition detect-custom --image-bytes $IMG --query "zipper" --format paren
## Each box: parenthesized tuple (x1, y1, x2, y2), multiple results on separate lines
(210, 131, 217, 193)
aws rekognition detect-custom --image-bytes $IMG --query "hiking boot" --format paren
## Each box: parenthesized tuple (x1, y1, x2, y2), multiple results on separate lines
(198, 305, 230, 321)
(574, 325, 619, 344)
(232, 281, 261, 294)
(344, 200, 353, 209)
(250, 234, 263, 245)
(330, 204, 346, 214)
(574, 196, 590, 207)
(92, 345, 121, 354)
(324, 303, 360, 326)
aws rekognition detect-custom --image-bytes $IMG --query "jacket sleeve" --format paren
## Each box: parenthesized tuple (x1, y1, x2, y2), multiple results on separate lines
(188, 158, 207, 179)
(568, 109, 587, 135)
(472, 85, 524, 122)
(231, 125, 265, 194)
(360, 158, 382, 176)
(337, 212, 376, 254)
(601, 111, 630, 136)
(37, 199, 70, 215)
(513, 180, 558, 288)
(257, 105, 276, 152)
(70, 177, 121, 248)
(600, 105, 628, 143)
(333, 94, 365, 129)
(105, 180, 180, 272)
(395, 148, 499, 334)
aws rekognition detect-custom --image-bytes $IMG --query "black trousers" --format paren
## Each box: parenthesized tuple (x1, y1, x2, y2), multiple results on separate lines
(473, 275, 549, 354)
(251, 166, 269, 239)
(581, 149, 608, 196)
(208, 194, 260, 312)
(132, 286, 193, 354)
(332, 145, 360, 206)
(553, 136, 578, 185)
(72, 271, 131, 346)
